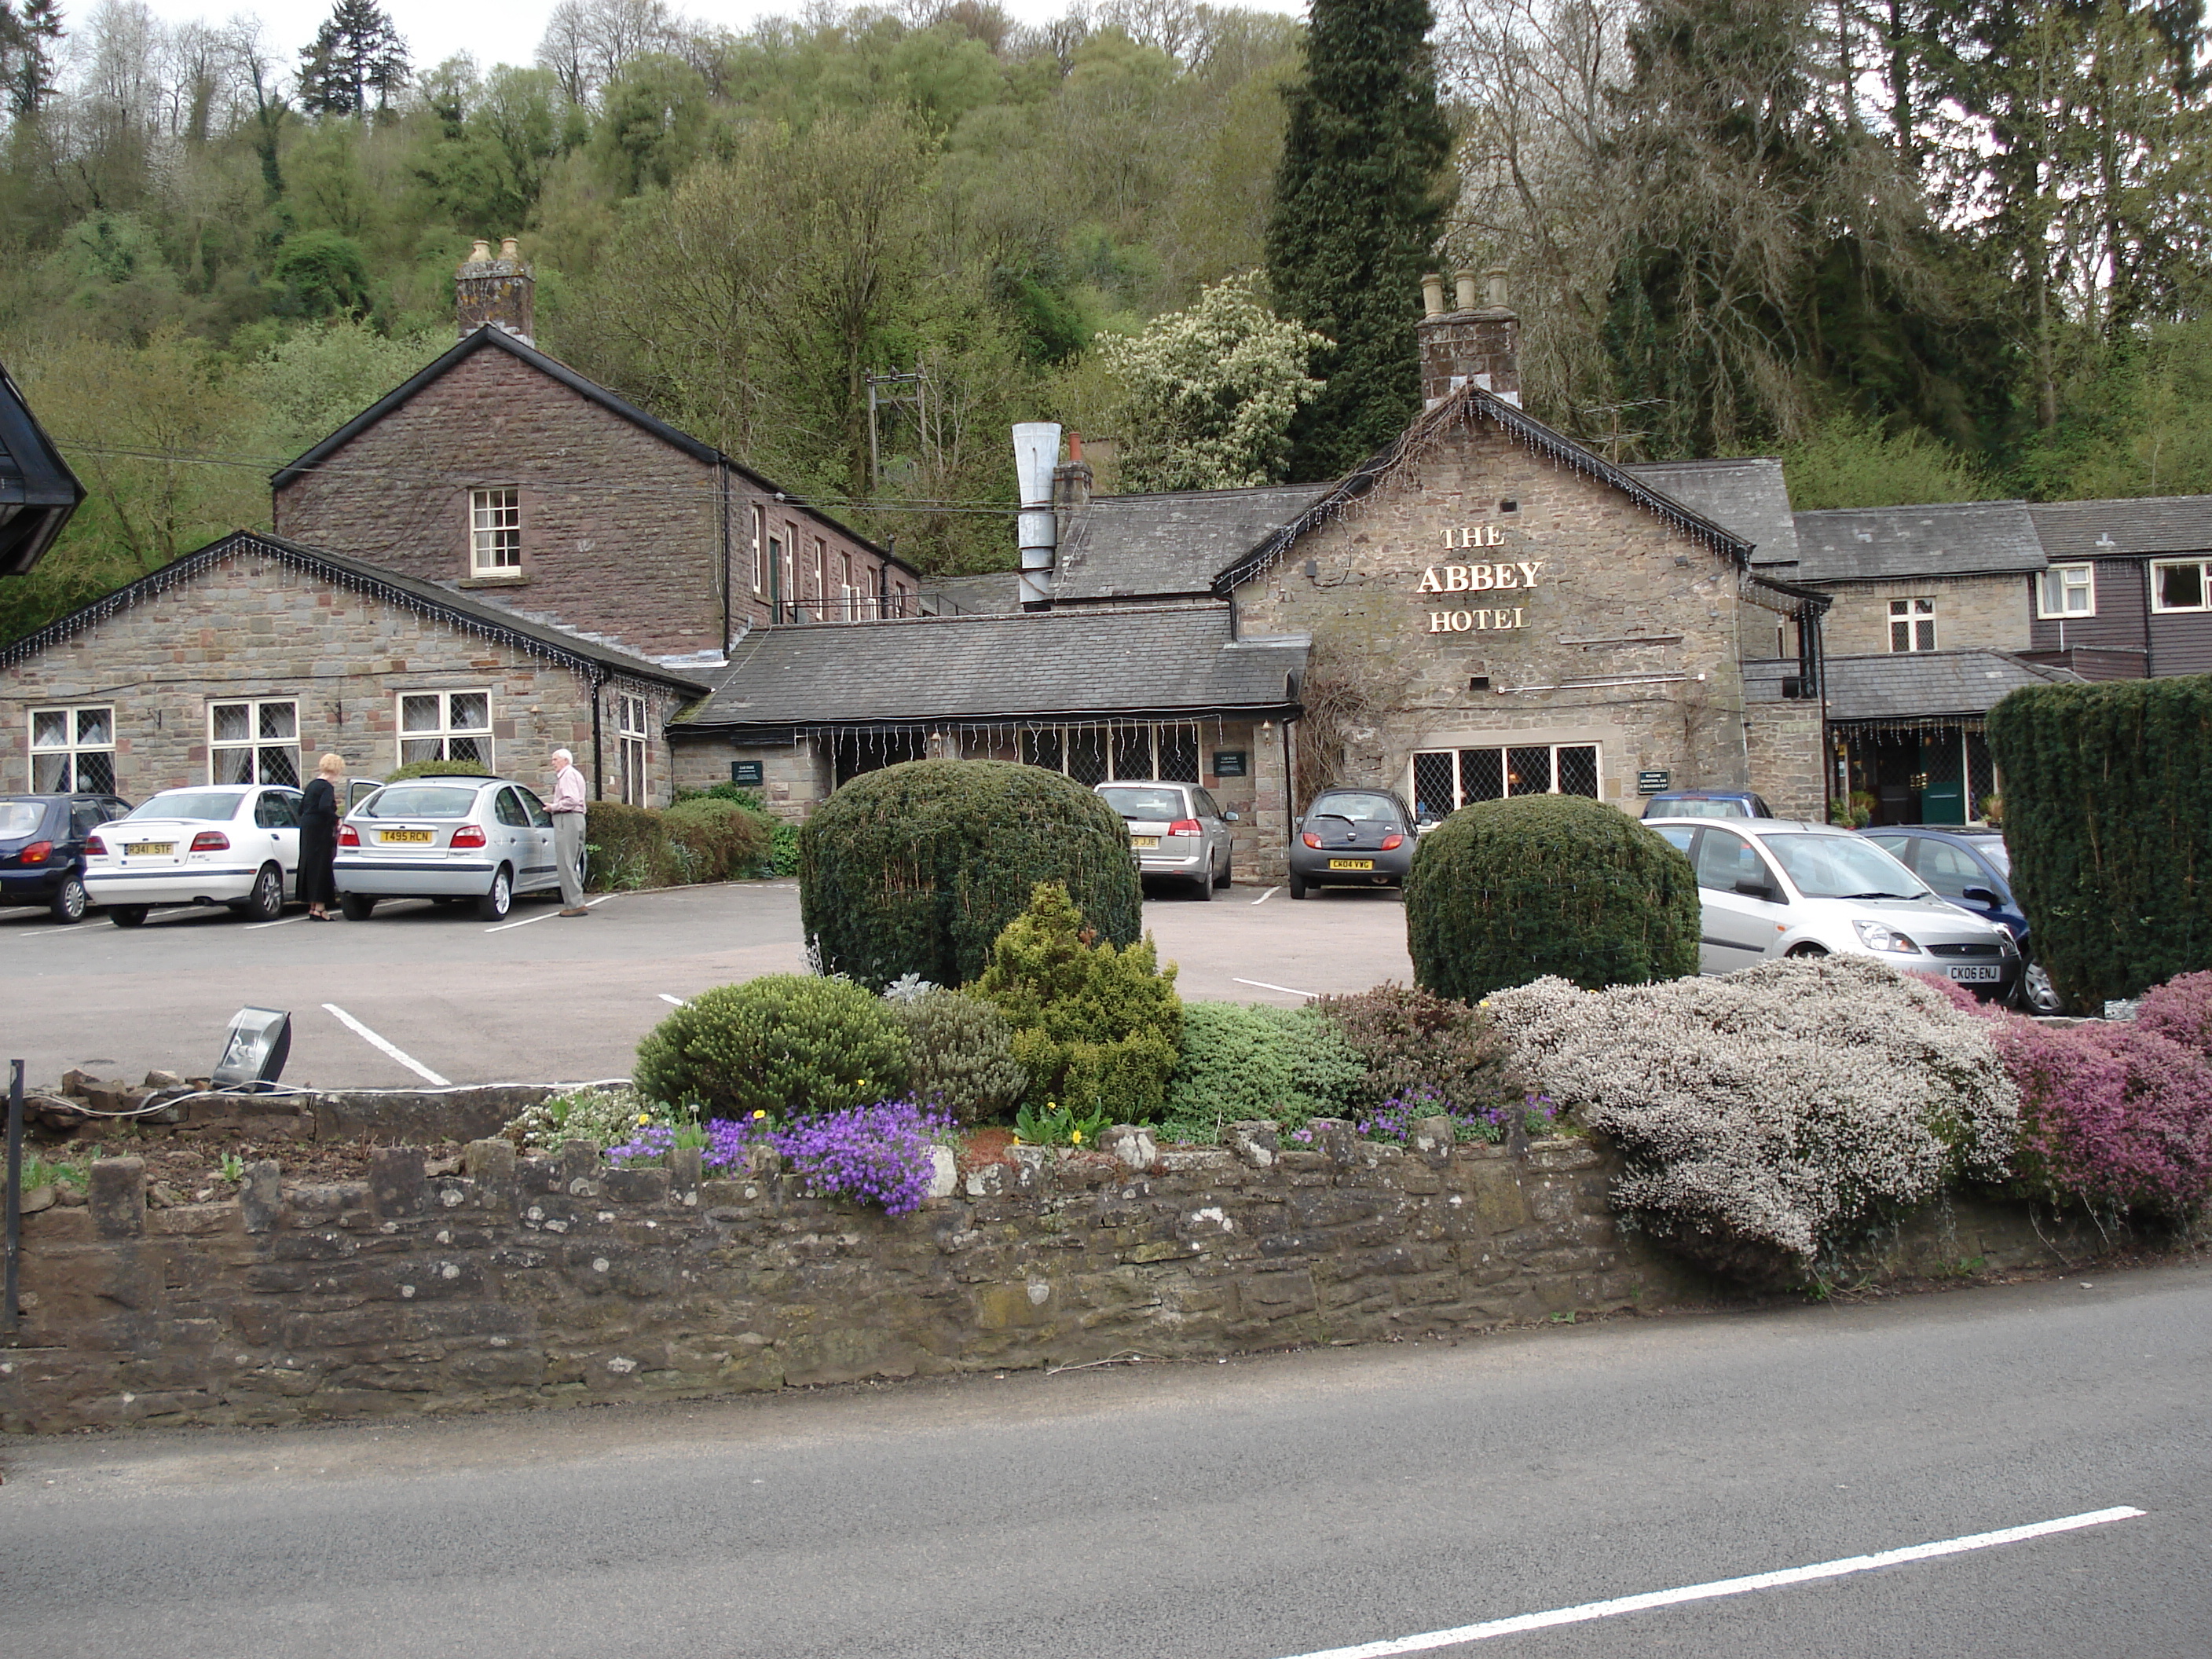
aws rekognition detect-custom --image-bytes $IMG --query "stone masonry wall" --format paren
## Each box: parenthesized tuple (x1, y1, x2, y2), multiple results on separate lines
(0, 548, 681, 804)
(1821, 574, 2032, 657)
(1743, 701, 1828, 821)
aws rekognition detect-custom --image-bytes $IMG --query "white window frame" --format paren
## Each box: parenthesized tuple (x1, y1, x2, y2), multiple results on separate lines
(1410, 743, 1602, 813)
(397, 690, 493, 768)
(2151, 558, 2211, 613)
(208, 698, 299, 786)
(1888, 596, 1938, 652)
(470, 486, 522, 575)
(617, 694, 650, 807)
(28, 704, 116, 793)
(2037, 563, 2097, 619)
(750, 505, 765, 595)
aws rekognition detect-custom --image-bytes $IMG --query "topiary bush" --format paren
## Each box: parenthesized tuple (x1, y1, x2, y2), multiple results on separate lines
(974, 883, 1182, 1122)
(1987, 676, 2212, 1006)
(1163, 1001, 1365, 1139)
(1311, 982, 1524, 1115)
(893, 988, 1029, 1125)
(1404, 795, 1700, 1000)
(1483, 956, 2019, 1287)
(634, 973, 910, 1121)
(799, 760, 1142, 991)
(663, 797, 772, 883)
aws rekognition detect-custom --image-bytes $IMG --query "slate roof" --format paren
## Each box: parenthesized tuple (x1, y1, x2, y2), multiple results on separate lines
(679, 606, 1307, 734)
(2028, 495, 2212, 561)
(0, 359, 86, 577)
(267, 327, 910, 575)
(1053, 485, 1330, 602)
(925, 572, 1022, 615)
(1822, 650, 2082, 723)
(0, 529, 715, 692)
(1792, 500, 2045, 583)
(1624, 458, 1798, 567)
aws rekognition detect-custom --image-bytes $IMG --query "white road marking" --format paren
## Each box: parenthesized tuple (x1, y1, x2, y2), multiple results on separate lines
(1272, 1507, 2147, 1659)
(320, 1002, 451, 1086)
(14, 923, 104, 939)
(244, 913, 309, 932)
(658, 994, 686, 1005)
(485, 895, 609, 933)
(1252, 887, 1279, 904)
(1234, 976, 1318, 999)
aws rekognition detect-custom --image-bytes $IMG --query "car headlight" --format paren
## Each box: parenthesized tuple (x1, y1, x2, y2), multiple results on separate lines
(1852, 920, 1923, 954)
(1996, 929, 2019, 954)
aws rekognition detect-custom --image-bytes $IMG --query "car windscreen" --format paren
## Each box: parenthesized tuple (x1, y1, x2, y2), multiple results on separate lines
(0, 801, 47, 839)
(359, 786, 482, 820)
(1763, 833, 1929, 900)
(128, 791, 246, 822)
(1654, 798, 1745, 819)
(1309, 793, 1401, 825)
(1972, 840, 2011, 877)
(1099, 787, 1185, 820)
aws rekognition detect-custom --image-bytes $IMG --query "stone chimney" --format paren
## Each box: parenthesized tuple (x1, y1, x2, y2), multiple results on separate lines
(456, 236, 535, 344)
(1054, 430, 1093, 516)
(1417, 266, 1519, 411)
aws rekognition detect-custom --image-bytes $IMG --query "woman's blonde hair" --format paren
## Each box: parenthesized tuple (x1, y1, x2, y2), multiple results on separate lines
(318, 753, 346, 776)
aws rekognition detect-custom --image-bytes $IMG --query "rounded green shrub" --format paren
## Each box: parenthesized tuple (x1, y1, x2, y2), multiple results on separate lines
(800, 759, 1142, 991)
(383, 756, 500, 782)
(894, 987, 1028, 1125)
(1165, 1001, 1364, 1137)
(1404, 795, 1700, 1000)
(634, 973, 909, 1120)
(663, 797, 772, 882)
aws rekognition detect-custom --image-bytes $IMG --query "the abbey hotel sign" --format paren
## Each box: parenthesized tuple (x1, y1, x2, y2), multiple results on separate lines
(1418, 524, 1541, 634)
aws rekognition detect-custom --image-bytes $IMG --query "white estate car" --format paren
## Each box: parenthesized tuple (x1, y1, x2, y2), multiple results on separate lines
(1644, 816, 2022, 998)
(335, 775, 562, 921)
(82, 784, 303, 927)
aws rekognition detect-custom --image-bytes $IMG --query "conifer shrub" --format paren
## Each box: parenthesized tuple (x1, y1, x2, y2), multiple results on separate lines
(1310, 982, 1523, 1115)
(893, 988, 1029, 1126)
(799, 760, 1143, 991)
(634, 973, 910, 1121)
(584, 800, 674, 890)
(1164, 1001, 1365, 1137)
(1986, 676, 2212, 1005)
(974, 883, 1182, 1121)
(662, 797, 772, 882)
(1404, 795, 1700, 1000)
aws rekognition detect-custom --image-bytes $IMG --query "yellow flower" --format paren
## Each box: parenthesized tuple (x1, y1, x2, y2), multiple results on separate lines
(1071, 1130, 1084, 1144)
(1011, 1134, 1024, 1145)
(751, 1109, 768, 1120)
(635, 1113, 652, 1126)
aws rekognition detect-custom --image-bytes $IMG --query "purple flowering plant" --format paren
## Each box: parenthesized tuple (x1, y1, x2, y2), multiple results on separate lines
(1352, 1086, 1565, 1144)
(698, 1097, 953, 1217)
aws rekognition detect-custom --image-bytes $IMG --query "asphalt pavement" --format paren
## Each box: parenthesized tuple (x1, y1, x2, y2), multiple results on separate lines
(0, 878, 1416, 1089)
(2, 1262, 2206, 1657)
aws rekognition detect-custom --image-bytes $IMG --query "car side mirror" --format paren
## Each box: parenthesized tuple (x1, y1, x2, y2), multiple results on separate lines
(1734, 878, 1782, 903)
(1960, 885, 2001, 907)
(1223, 811, 1240, 823)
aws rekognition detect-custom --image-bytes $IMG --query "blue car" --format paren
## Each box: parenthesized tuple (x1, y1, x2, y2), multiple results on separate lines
(1860, 826, 2063, 1014)
(0, 791, 134, 923)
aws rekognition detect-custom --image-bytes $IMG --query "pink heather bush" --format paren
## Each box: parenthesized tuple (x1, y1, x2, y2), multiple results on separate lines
(1990, 1019, 2212, 1218)
(2136, 971, 2212, 1060)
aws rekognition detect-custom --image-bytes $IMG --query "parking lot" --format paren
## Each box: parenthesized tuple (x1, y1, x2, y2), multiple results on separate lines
(0, 880, 1414, 1090)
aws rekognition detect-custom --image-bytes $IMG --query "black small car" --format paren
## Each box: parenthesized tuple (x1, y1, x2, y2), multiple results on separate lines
(0, 791, 134, 922)
(1289, 788, 1416, 899)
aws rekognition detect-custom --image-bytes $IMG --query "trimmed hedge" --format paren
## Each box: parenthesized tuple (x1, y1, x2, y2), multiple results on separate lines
(1986, 676, 2212, 1005)
(634, 973, 909, 1121)
(799, 760, 1143, 991)
(384, 757, 499, 782)
(584, 798, 774, 890)
(1404, 795, 1701, 1000)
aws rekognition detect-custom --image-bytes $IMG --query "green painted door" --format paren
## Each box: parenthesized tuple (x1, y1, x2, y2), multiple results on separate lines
(1919, 734, 1965, 824)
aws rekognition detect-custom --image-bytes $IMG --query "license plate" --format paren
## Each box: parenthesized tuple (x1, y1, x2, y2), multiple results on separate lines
(125, 842, 174, 856)
(380, 829, 434, 844)
(1948, 965, 2001, 983)
(1328, 859, 1375, 870)
(1130, 836, 1159, 849)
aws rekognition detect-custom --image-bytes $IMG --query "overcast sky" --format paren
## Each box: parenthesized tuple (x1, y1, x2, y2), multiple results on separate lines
(119, 0, 1308, 80)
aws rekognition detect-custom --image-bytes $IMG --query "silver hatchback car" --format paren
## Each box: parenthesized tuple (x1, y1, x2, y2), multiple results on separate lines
(335, 775, 563, 921)
(1095, 779, 1238, 899)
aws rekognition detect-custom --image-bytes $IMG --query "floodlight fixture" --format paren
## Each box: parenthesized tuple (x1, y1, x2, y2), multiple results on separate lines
(213, 1007, 291, 1090)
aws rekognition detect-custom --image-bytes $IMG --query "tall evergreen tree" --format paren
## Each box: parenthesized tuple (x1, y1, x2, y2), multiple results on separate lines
(2, 0, 64, 118)
(298, 0, 411, 118)
(1265, 0, 1452, 481)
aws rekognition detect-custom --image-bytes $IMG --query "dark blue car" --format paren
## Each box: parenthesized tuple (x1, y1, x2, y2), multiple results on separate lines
(0, 792, 134, 923)
(1639, 789, 1774, 819)
(1861, 826, 2063, 1013)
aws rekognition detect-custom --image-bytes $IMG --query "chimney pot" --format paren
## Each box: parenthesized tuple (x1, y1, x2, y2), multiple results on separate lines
(1419, 268, 1522, 411)
(1453, 269, 1479, 312)
(1421, 273, 1445, 318)
(456, 236, 535, 344)
(500, 236, 520, 263)
(1485, 268, 1511, 310)
(468, 238, 492, 264)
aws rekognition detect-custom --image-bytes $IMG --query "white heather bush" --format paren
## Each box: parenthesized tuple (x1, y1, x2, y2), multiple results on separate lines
(1482, 957, 2019, 1285)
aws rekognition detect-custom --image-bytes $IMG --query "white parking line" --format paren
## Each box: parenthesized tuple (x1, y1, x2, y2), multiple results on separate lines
(485, 895, 608, 934)
(1252, 887, 1279, 904)
(1271, 1507, 2146, 1658)
(1234, 976, 1318, 999)
(658, 994, 686, 1005)
(244, 912, 310, 932)
(320, 1002, 451, 1086)
(13, 923, 105, 939)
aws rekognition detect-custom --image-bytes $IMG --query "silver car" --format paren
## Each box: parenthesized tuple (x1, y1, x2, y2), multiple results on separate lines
(1645, 816, 2021, 998)
(335, 775, 562, 921)
(1095, 779, 1237, 900)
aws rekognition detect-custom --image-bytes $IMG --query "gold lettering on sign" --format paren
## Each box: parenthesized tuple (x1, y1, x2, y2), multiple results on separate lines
(1427, 606, 1529, 634)
(1443, 526, 1507, 549)
(1415, 561, 1543, 595)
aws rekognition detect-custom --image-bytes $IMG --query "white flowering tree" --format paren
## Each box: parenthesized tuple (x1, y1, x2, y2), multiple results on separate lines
(1097, 273, 1331, 493)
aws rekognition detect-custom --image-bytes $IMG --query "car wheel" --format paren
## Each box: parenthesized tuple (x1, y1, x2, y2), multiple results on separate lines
(240, 862, 284, 922)
(339, 893, 377, 921)
(2018, 959, 2066, 1016)
(477, 866, 514, 921)
(1214, 851, 1232, 889)
(1288, 870, 1309, 900)
(109, 905, 148, 928)
(49, 874, 88, 924)
(1785, 942, 1829, 958)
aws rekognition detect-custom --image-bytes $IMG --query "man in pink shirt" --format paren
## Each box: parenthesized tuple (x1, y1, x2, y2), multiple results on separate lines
(549, 747, 590, 916)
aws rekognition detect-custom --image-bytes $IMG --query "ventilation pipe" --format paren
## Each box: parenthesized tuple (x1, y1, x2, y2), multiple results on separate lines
(1014, 422, 1062, 610)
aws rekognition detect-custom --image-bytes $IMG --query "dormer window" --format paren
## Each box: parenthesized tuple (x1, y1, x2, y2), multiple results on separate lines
(470, 488, 521, 575)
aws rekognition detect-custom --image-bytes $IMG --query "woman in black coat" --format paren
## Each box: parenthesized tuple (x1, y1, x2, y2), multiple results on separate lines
(299, 752, 345, 921)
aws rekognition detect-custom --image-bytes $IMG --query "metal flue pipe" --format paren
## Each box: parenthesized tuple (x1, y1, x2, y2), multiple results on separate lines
(1013, 422, 1063, 610)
